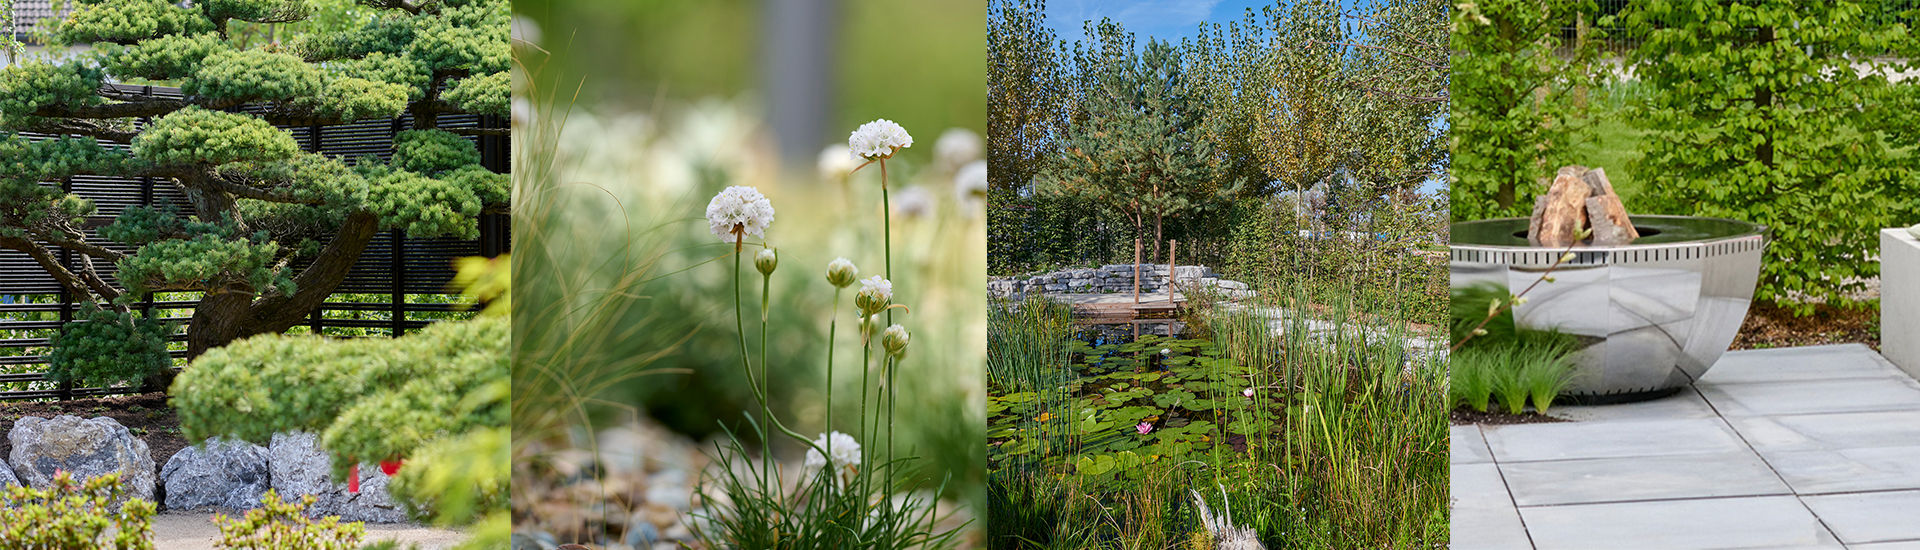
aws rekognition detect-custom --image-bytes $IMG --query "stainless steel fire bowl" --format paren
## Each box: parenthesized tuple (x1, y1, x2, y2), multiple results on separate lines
(1450, 215, 1769, 402)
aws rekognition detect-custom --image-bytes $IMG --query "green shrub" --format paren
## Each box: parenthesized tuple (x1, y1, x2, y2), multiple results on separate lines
(1616, 0, 1916, 312)
(46, 303, 174, 389)
(173, 314, 506, 481)
(173, 256, 508, 535)
(1450, 0, 1600, 220)
(0, 471, 157, 550)
(212, 490, 364, 550)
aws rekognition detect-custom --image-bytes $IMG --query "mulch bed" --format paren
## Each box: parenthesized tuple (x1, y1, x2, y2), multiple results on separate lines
(1731, 301, 1879, 351)
(0, 393, 187, 478)
(1451, 407, 1566, 426)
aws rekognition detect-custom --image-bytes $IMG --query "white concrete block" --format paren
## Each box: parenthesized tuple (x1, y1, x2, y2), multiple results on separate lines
(1884, 228, 1920, 380)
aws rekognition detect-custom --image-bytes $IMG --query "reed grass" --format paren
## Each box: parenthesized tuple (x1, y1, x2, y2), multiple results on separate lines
(987, 273, 1448, 549)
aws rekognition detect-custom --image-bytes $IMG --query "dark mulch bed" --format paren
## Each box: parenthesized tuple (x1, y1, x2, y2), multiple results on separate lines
(1732, 301, 1879, 351)
(1451, 407, 1567, 426)
(0, 393, 187, 478)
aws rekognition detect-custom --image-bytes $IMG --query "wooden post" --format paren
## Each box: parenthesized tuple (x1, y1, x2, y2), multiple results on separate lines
(391, 229, 405, 337)
(1133, 238, 1142, 305)
(1168, 239, 1178, 304)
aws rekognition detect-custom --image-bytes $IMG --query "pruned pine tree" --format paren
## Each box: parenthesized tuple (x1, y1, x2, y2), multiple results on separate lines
(1042, 22, 1237, 266)
(0, 0, 509, 382)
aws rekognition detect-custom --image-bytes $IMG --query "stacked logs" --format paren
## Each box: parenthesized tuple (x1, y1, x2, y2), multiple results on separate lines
(1528, 165, 1639, 247)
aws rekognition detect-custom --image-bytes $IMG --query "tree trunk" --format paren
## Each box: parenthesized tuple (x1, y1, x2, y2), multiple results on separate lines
(1153, 212, 1164, 266)
(183, 210, 381, 359)
(1755, 26, 1774, 169)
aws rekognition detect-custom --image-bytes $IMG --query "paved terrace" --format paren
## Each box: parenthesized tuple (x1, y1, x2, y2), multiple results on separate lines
(1454, 344, 1920, 549)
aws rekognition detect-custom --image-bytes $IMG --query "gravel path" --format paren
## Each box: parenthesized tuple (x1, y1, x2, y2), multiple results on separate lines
(150, 511, 469, 550)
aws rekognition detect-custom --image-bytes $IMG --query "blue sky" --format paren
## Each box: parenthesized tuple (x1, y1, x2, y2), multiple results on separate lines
(1043, 0, 1271, 45)
(1042, 0, 1447, 195)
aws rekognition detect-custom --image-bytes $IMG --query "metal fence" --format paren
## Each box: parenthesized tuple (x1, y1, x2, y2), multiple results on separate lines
(1563, 0, 1920, 57)
(0, 84, 510, 401)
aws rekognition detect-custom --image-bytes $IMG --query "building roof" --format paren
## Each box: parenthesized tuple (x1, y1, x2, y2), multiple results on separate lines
(8, 0, 70, 39)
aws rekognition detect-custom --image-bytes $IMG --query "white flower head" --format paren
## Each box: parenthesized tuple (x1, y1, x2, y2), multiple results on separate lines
(934, 127, 982, 169)
(954, 160, 988, 210)
(705, 186, 774, 243)
(859, 276, 892, 300)
(892, 186, 934, 219)
(817, 144, 857, 182)
(855, 275, 893, 315)
(804, 431, 861, 472)
(849, 119, 913, 161)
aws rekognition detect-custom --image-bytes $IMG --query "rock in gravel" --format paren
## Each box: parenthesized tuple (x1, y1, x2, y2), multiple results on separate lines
(158, 437, 271, 511)
(0, 458, 17, 489)
(268, 432, 408, 523)
(7, 415, 157, 510)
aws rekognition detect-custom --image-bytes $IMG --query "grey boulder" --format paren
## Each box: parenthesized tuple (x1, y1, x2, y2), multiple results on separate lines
(268, 432, 408, 523)
(7, 415, 156, 510)
(159, 437, 271, 511)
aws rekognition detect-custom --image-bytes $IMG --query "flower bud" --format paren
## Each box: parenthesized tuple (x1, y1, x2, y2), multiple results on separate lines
(882, 324, 910, 359)
(826, 257, 859, 288)
(755, 248, 778, 276)
(855, 276, 893, 316)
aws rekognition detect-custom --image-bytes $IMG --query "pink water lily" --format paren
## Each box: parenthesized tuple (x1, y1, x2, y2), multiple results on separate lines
(1136, 422, 1153, 435)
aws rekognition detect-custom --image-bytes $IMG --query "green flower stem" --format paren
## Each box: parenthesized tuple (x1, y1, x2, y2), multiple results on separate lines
(759, 252, 773, 505)
(859, 327, 874, 493)
(878, 159, 893, 525)
(825, 287, 840, 479)
(730, 246, 763, 506)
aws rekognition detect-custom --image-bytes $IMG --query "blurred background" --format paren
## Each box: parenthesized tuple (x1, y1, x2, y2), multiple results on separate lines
(510, 0, 987, 545)
(510, 0, 984, 168)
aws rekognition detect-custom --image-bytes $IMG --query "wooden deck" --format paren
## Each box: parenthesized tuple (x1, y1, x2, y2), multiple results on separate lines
(1048, 293, 1190, 323)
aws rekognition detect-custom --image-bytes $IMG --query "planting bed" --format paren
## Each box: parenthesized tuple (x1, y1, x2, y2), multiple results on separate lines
(1450, 407, 1566, 426)
(1732, 300, 1879, 351)
(0, 392, 185, 478)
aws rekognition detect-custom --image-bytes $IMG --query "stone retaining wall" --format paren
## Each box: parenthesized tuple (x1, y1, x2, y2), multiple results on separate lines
(988, 264, 1251, 299)
(3, 415, 409, 522)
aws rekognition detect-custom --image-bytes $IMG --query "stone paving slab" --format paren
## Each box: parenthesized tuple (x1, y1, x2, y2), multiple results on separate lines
(1452, 462, 1532, 550)
(1454, 425, 1492, 465)
(1453, 345, 1920, 549)
(1801, 490, 1920, 545)
(1851, 541, 1920, 550)
(1517, 495, 1843, 550)
(1699, 344, 1903, 385)
(1697, 376, 1920, 417)
(1758, 446, 1920, 495)
(1545, 387, 1719, 422)
(1483, 417, 1748, 463)
(1731, 411, 1920, 452)
(1499, 451, 1790, 507)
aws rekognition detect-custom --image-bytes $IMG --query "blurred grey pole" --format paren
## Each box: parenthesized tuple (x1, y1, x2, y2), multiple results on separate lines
(764, 0, 836, 169)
